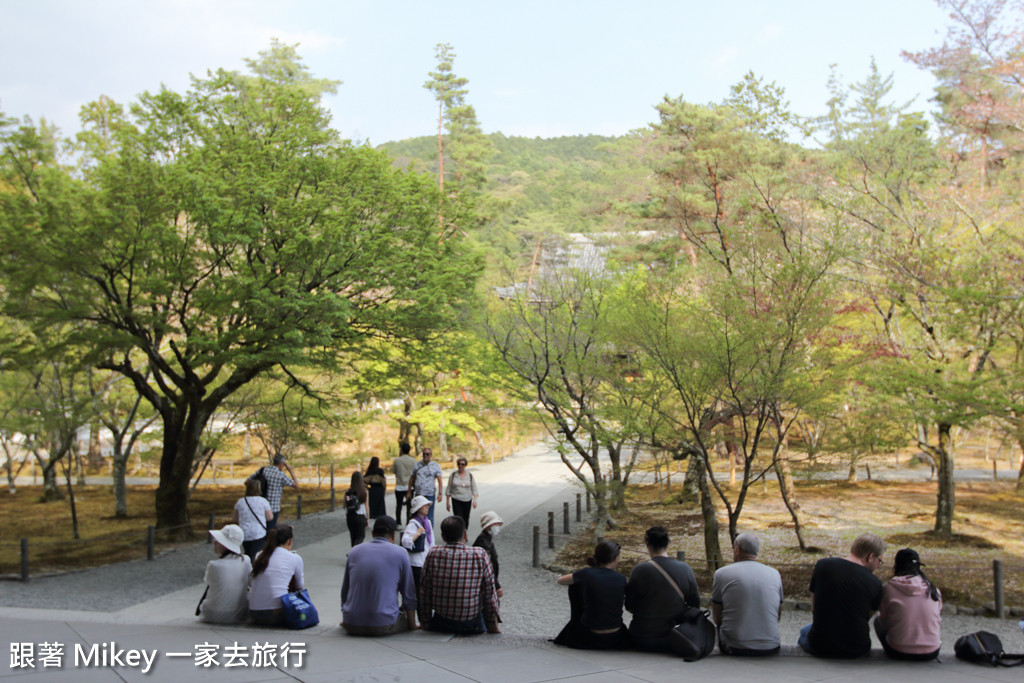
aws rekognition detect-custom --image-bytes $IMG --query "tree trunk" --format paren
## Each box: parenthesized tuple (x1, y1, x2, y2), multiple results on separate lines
(111, 451, 128, 518)
(680, 454, 701, 502)
(87, 421, 104, 468)
(933, 422, 955, 537)
(696, 460, 723, 572)
(154, 406, 210, 535)
(1016, 436, 1024, 495)
(775, 453, 807, 550)
(847, 450, 859, 482)
(38, 457, 63, 501)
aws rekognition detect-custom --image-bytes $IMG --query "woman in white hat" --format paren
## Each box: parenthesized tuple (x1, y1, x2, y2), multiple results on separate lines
(473, 511, 503, 598)
(400, 495, 434, 594)
(198, 524, 251, 624)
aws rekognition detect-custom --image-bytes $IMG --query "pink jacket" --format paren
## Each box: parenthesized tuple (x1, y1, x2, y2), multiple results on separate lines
(877, 575, 942, 654)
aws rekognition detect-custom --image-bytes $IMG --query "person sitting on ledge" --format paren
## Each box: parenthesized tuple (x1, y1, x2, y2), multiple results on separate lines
(341, 515, 418, 636)
(712, 532, 783, 656)
(798, 533, 885, 658)
(625, 526, 700, 652)
(874, 548, 941, 661)
(553, 540, 630, 650)
(419, 515, 501, 634)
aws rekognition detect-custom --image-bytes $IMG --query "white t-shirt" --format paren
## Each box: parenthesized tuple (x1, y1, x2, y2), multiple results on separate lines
(200, 554, 252, 624)
(248, 549, 304, 611)
(235, 496, 272, 540)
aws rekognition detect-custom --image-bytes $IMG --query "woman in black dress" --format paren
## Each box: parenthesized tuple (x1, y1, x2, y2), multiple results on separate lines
(364, 456, 387, 518)
(553, 540, 629, 650)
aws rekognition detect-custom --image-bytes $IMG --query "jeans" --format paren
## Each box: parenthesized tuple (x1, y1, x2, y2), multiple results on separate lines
(429, 612, 485, 635)
(798, 624, 815, 654)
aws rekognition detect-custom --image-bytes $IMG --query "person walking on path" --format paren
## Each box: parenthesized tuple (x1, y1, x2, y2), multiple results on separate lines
(392, 443, 418, 525)
(197, 524, 251, 624)
(408, 448, 443, 525)
(345, 472, 369, 547)
(446, 457, 478, 528)
(711, 533, 783, 656)
(625, 526, 700, 652)
(874, 548, 942, 661)
(364, 457, 387, 519)
(248, 453, 300, 529)
(554, 540, 629, 650)
(798, 533, 885, 658)
(232, 479, 273, 561)
(341, 516, 418, 635)
(248, 525, 305, 627)
(473, 511, 503, 598)
(401, 495, 435, 597)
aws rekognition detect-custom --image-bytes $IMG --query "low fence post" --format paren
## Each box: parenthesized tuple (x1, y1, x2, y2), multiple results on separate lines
(586, 490, 591, 513)
(576, 493, 581, 522)
(563, 502, 570, 534)
(297, 494, 303, 520)
(207, 513, 215, 539)
(548, 512, 555, 549)
(330, 464, 336, 512)
(994, 559, 1005, 618)
(20, 538, 29, 582)
(533, 526, 540, 568)
(676, 550, 686, 562)
(147, 526, 155, 561)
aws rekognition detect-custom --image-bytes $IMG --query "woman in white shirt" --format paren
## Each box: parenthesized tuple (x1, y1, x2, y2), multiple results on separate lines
(198, 524, 251, 624)
(401, 495, 435, 595)
(233, 479, 273, 560)
(445, 457, 479, 528)
(248, 524, 304, 626)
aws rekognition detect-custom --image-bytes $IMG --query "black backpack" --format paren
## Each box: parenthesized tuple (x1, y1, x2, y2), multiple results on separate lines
(954, 630, 1024, 667)
(251, 467, 269, 498)
(344, 489, 360, 514)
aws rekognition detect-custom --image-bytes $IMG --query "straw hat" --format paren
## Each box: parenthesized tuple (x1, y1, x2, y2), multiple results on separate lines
(479, 511, 503, 531)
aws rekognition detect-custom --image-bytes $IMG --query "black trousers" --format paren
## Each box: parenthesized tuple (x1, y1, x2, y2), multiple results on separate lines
(452, 499, 472, 527)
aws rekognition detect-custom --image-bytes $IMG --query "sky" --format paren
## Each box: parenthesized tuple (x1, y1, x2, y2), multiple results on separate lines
(1, 1, 955, 146)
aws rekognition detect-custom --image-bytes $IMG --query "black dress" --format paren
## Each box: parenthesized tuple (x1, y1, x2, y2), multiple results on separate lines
(364, 468, 387, 518)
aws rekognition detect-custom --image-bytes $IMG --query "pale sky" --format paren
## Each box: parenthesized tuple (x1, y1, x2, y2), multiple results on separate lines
(1, 1, 954, 145)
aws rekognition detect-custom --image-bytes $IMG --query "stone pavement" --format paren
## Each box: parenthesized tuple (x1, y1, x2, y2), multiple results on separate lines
(3, 608, 1023, 682)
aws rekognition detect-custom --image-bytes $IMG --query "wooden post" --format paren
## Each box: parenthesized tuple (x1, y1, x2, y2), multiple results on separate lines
(147, 526, 155, 561)
(994, 559, 1005, 618)
(533, 526, 540, 568)
(586, 490, 591, 513)
(548, 511, 555, 549)
(576, 493, 582, 522)
(207, 513, 215, 538)
(330, 464, 336, 511)
(676, 550, 686, 562)
(993, 459, 998, 481)
(20, 538, 29, 582)
(563, 502, 570, 534)
(297, 494, 303, 520)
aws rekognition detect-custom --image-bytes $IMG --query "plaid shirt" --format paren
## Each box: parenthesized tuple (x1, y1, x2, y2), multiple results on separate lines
(420, 542, 499, 624)
(250, 466, 293, 512)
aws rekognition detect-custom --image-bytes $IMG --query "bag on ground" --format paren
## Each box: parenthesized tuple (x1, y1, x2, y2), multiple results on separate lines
(954, 630, 1024, 667)
(668, 607, 716, 661)
(281, 588, 320, 629)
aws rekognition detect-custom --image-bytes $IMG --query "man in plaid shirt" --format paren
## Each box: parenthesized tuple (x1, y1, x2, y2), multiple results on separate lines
(248, 454, 301, 528)
(420, 516, 501, 634)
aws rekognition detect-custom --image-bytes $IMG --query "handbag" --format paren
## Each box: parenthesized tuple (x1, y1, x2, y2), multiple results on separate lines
(280, 588, 320, 629)
(409, 519, 427, 552)
(645, 559, 715, 661)
(954, 631, 1024, 667)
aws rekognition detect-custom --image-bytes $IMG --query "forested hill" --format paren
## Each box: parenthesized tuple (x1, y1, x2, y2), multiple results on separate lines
(378, 134, 647, 259)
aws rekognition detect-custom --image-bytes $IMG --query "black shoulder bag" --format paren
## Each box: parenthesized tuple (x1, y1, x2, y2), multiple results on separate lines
(646, 559, 716, 661)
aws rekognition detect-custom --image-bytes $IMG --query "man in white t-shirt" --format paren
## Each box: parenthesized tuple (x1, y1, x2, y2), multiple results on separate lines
(711, 533, 783, 656)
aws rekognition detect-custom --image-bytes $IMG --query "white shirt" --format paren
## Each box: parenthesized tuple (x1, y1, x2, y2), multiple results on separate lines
(235, 496, 272, 540)
(200, 554, 252, 624)
(248, 549, 304, 611)
(401, 516, 434, 568)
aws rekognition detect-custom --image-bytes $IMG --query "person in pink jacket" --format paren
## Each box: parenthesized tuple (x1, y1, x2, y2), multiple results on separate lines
(874, 548, 941, 660)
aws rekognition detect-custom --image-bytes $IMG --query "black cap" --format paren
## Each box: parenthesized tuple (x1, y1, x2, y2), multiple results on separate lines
(894, 548, 924, 573)
(372, 515, 398, 536)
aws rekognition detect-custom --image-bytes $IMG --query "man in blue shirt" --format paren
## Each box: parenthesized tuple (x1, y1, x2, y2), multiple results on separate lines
(341, 516, 418, 635)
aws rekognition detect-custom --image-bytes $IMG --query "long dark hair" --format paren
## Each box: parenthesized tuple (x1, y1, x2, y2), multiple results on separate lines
(894, 548, 940, 601)
(251, 525, 293, 578)
(349, 471, 367, 502)
(587, 540, 621, 567)
(365, 456, 383, 476)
